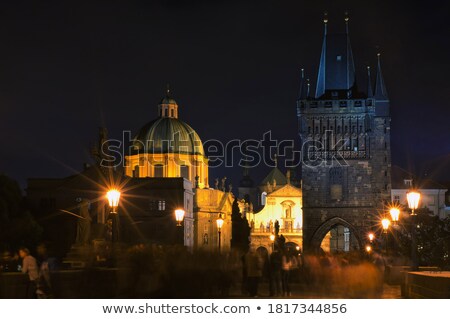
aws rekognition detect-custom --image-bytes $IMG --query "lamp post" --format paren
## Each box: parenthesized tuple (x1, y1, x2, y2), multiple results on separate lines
(216, 214, 224, 254)
(381, 218, 390, 255)
(106, 189, 121, 243)
(175, 209, 185, 245)
(270, 233, 275, 252)
(407, 190, 421, 270)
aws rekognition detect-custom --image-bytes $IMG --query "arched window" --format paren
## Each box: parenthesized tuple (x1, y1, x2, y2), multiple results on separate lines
(180, 165, 189, 179)
(261, 192, 267, 206)
(154, 164, 163, 177)
(133, 165, 140, 178)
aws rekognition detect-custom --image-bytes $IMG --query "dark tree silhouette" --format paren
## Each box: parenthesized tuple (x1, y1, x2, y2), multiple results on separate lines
(0, 175, 42, 251)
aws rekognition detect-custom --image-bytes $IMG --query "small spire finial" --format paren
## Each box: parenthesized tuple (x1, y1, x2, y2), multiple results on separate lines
(274, 154, 278, 167)
(301, 68, 305, 78)
(306, 78, 311, 97)
(166, 83, 170, 97)
(323, 11, 328, 24)
(344, 11, 349, 22)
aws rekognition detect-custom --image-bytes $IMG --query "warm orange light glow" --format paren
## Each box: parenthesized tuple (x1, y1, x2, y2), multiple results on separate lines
(368, 233, 375, 242)
(406, 190, 421, 213)
(269, 234, 275, 242)
(365, 245, 372, 253)
(175, 209, 185, 226)
(216, 214, 224, 230)
(106, 189, 121, 212)
(296, 246, 300, 251)
(382, 218, 390, 232)
(389, 207, 400, 223)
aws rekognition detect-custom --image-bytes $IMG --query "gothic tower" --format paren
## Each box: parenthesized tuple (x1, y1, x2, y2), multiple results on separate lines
(297, 14, 391, 252)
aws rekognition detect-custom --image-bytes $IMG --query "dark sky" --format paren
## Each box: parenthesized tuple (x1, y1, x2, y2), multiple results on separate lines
(1, 0, 450, 189)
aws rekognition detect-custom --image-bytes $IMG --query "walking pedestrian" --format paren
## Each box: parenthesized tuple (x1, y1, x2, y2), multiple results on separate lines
(19, 247, 39, 298)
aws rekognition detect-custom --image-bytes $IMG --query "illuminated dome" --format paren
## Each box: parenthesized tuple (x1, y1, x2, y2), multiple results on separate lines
(125, 88, 209, 188)
(132, 117, 205, 156)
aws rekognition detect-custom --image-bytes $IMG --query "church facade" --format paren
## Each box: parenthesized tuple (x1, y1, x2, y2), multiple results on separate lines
(297, 15, 392, 252)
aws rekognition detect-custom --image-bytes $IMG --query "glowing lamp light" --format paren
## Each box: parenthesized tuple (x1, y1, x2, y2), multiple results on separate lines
(365, 245, 372, 253)
(106, 189, 121, 212)
(175, 209, 185, 226)
(389, 207, 400, 224)
(406, 191, 421, 215)
(382, 218, 390, 233)
(216, 214, 224, 231)
(368, 233, 375, 242)
(270, 234, 275, 242)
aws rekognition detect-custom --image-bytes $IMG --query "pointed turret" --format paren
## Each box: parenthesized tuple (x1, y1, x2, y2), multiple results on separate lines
(374, 53, 389, 101)
(298, 68, 308, 99)
(345, 14, 356, 91)
(367, 66, 374, 98)
(315, 13, 328, 98)
(315, 13, 357, 99)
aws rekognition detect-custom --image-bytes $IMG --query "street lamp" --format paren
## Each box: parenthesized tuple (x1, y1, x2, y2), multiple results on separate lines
(175, 209, 185, 226)
(407, 190, 421, 270)
(381, 218, 390, 234)
(270, 233, 275, 251)
(216, 214, 224, 254)
(407, 191, 420, 216)
(106, 189, 121, 243)
(389, 207, 400, 226)
(368, 233, 375, 243)
(365, 245, 372, 253)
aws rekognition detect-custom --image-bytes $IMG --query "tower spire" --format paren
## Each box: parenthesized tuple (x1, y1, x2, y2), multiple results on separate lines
(374, 53, 389, 100)
(315, 12, 328, 98)
(345, 12, 356, 92)
(315, 12, 356, 98)
(298, 68, 308, 100)
(367, 66, 374, 98)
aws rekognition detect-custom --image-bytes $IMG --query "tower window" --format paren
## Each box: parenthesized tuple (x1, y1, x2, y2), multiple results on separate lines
(158, 200, 166, 211)
(170, 109, 174, 117)
(336, 55, 342, 61)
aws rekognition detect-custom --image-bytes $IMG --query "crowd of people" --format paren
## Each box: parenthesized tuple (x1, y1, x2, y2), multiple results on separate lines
(1, 242, 387, 298)
(242, 245, 386, 298)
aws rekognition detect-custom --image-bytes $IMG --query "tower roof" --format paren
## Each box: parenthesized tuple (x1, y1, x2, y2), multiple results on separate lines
(315, 14, 356, 98)
(260, 167, 287, 186)
(374, 53, 389, 101)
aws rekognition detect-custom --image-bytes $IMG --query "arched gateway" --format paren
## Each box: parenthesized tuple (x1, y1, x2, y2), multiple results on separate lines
(309, 217, 362, 253)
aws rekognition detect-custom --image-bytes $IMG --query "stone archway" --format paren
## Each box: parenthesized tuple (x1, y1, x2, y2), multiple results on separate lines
(309, 217, 362, 253)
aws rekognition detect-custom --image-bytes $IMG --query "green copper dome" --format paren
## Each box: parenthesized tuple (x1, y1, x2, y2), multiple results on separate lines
(132, 117, 205, 156)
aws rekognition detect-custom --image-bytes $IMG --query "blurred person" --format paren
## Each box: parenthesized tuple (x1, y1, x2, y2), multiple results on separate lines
(36, 243, 54, 298)
(269, 247, 282, 296)
(19, 247, 39, 298)
(244, 248, 264, 297)
(281, 250, 298, 296)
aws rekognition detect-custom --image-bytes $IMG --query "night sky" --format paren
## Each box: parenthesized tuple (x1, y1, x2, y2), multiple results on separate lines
(1, 0, 449, 190)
